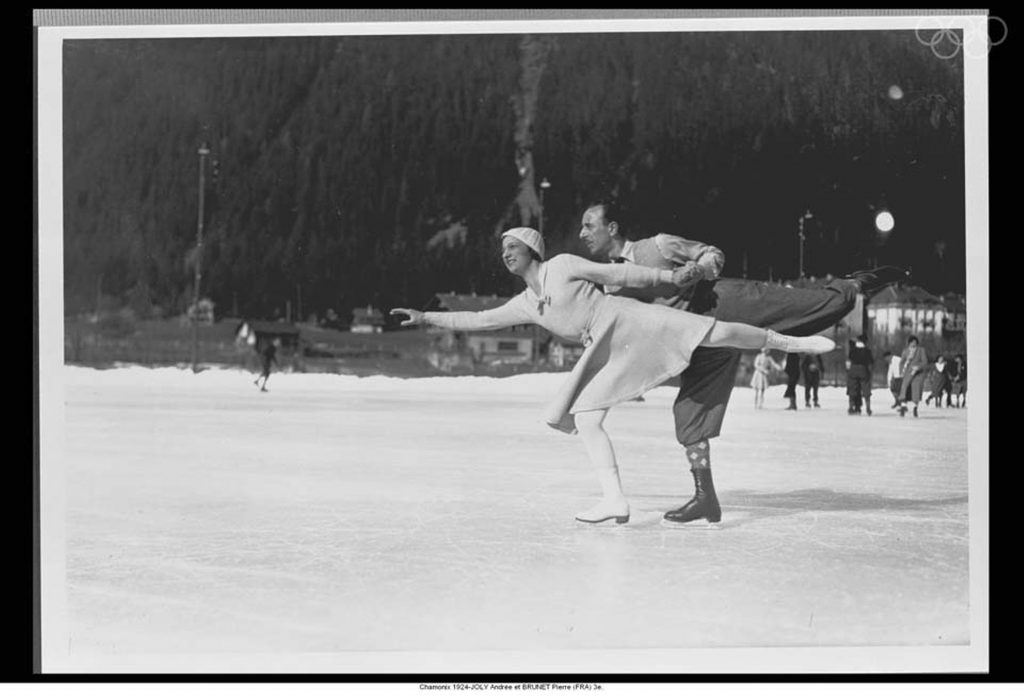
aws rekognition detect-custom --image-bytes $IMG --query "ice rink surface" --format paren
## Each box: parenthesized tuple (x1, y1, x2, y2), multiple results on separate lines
(52, 365, 975, 671)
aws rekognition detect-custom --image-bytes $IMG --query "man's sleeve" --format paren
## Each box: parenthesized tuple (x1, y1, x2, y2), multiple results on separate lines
(653, 233, 725, 279)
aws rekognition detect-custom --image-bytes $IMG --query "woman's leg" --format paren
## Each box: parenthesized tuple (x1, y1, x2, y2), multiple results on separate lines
(702, 321, 767, 349)
(701, 321, 835, 353)
(574, 409, 629, 524)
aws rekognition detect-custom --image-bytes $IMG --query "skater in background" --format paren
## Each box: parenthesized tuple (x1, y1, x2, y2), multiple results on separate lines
(254, 337, 280, 392)
(783, 352, 802, 411)
(801, 352, 823, 408)
(751, 347, 781, 409)
(925, 355, 951, 408)
(845, 340, 861, 413)
(577, 198, 906, 525)
(846, 334, 874, 415)
(391, 227, 835, 526)
(949, 353, 967, 408)
(884, 350, 903, 409)
(896, 335, 929, 417)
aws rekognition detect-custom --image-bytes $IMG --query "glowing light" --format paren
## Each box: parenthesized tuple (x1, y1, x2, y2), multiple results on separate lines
(888, 85, 904, 100)
(875, 210, 895, 233)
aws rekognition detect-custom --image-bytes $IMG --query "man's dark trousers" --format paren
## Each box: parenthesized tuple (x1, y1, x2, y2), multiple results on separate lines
(672, 278, 858, 444)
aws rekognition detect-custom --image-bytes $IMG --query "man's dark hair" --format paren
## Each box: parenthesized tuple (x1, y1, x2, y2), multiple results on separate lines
(908, 335, 919, 345)
(585, 198, 629, 232)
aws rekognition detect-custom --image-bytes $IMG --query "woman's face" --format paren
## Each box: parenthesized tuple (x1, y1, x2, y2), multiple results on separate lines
(501, 237, 534, 276)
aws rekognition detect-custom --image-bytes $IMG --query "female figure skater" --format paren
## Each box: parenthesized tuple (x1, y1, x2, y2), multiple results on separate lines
(751, 347, 782, 409)
(392, 228, 834, 525)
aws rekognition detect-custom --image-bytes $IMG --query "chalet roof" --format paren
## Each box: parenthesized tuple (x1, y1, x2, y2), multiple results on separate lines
(940, 293, 967, 313)
(241, 320, 301, 336)
(351, 306, 385, 323)
(869, 285, 946, 308)
(435, 293, 510, 313)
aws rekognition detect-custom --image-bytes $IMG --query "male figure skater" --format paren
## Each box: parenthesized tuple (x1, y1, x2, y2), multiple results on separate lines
(579, 199, 908, 525)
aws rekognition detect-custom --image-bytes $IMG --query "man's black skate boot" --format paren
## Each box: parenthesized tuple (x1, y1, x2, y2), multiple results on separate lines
(845, 266, 910, 298)
(663, 469, 722, 525)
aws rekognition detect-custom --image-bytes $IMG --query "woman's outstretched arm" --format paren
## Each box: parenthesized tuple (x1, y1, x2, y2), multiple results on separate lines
(391, 296, 532, 331)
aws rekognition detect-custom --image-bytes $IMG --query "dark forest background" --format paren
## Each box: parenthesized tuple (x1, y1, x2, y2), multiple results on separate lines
(62, 30, 965, 323)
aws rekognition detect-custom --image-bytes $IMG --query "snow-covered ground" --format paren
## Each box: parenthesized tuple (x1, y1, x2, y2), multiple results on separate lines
(44, 365, 981, 673)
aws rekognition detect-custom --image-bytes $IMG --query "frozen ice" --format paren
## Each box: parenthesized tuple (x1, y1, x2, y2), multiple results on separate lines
(54, 365, 972, 667)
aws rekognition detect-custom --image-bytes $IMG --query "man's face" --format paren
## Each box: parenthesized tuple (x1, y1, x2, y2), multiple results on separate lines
(579, 205, 616, 257)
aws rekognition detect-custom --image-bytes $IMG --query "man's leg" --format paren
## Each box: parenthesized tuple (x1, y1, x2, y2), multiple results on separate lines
(662, 347, 739, 525)
(663, 438, 721, 526)
(661, 268, 909, 522)
(671, 347, 742, 446)
(687, 277, 858, 336)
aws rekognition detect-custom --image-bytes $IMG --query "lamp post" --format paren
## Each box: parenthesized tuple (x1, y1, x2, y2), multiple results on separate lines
(797, 209, 813, 279)
(538, 177, 551, 236)
(191, 142, 211, 373)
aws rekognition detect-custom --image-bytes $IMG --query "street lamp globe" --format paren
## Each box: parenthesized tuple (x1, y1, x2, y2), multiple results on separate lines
(875, 210, 895, 233)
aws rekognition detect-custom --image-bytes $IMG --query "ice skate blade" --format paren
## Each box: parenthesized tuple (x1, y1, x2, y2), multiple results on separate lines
(660, 518, 722, 530)
(574, 514, 630, 525)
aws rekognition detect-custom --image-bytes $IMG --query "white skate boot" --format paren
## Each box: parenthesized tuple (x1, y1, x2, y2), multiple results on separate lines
(764, 329, 836, 354)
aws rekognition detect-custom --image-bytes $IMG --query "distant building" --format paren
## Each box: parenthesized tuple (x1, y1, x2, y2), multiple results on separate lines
(235, 320, 301, 351)
(548, 339, 586, 368)
(187, 297, 216, 325)
(866, 285, 953, 339)
(939, 292, 967, 337)
(350, 305, 385, 334)
(320, 308, 344, 330)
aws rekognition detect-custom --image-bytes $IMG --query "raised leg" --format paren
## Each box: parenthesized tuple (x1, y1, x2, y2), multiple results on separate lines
(701, 323, 835, 354)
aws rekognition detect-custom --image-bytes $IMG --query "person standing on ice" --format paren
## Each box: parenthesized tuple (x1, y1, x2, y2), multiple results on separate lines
(254, 337, 280, 392)
(846, 334, 875, 415)
(801, 353, 823, 408)
(884, 350, 903, 409)
(391, 227, 836, 526)
(924, 354, 951, 408)
(576, 198, 908, 526)
(896, 335, 929, 417)
(783, 352, 802, 411)
(750, 347, 781, 409)
(949, 353, 967, 408)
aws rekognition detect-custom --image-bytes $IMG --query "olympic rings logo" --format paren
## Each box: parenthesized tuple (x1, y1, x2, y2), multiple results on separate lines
(915, 16, 1007, 59)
